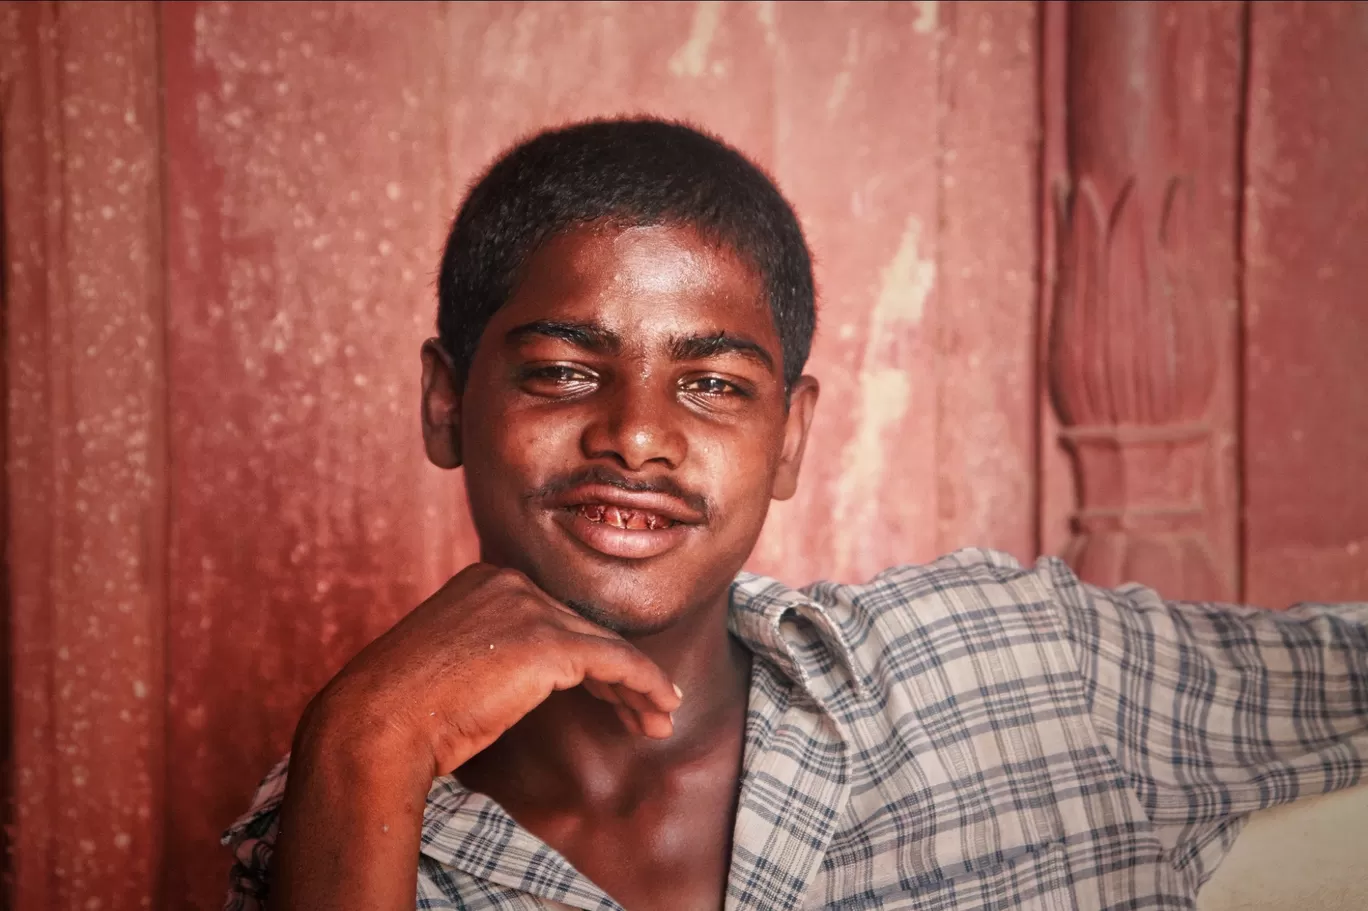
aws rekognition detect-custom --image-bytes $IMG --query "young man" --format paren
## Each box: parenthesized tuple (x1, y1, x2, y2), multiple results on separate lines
(224, 119, 1368, 911)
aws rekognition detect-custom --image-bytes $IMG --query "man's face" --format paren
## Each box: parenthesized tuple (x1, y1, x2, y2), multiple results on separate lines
(422, 222, 817, 635)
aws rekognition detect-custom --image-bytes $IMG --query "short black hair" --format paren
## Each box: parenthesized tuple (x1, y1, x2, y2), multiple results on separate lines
(436, 117, 816, 391)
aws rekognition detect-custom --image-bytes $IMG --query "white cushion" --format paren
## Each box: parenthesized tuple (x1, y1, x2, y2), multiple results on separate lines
(1199, 784, 1368, 911)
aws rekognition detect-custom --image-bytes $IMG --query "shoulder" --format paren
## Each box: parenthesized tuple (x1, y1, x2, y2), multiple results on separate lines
(799, 547, 1069, 628)
(791, 548, 1083, 688)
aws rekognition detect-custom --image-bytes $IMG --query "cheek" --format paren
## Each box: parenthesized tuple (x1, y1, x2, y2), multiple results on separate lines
(470, 404, 589, 497)
(693, 424, 784, 522)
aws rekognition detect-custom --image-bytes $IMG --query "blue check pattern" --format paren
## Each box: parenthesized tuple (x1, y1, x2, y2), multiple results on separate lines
(224, 549, 1368, 910)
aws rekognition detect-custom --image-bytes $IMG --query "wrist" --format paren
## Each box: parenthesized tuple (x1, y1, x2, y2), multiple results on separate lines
(293, 681, 436, 795)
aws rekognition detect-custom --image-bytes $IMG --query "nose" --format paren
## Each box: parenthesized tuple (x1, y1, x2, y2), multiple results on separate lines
(580, 376, 687, 472)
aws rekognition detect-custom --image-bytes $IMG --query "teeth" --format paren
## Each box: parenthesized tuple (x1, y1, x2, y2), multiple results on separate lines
(577, 504, 672, 529)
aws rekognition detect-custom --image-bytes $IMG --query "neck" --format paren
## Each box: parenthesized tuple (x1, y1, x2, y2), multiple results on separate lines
(460, 586, 752, 805)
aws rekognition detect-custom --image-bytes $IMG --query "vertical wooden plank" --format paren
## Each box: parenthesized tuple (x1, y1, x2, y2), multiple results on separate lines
(1243, 1, 1368, 605)
(755, 0, 944, 582)
(935, 0, 1039, 563)
(160, 2, 460, 905)
(2, 1, 166, 907)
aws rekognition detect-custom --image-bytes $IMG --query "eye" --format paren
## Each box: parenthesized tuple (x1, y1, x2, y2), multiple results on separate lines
(530, 365, 584, 383)
(518, 364, 598, 396)
(680, 375, 746, 397)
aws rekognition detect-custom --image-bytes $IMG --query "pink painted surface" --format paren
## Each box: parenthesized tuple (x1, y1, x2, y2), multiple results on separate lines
(5, 1, 1365, 909)
(1242, 1, 1368, 606)
(1, 3, 166, 907)
(159, 2, 465, 903)
(933, 1, 1039, 562)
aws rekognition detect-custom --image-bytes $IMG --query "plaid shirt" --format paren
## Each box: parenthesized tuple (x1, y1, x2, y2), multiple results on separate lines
(224, 549, 1368, 910)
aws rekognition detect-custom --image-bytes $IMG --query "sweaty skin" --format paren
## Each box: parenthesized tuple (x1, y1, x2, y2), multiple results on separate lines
(269, 223, 820, 911)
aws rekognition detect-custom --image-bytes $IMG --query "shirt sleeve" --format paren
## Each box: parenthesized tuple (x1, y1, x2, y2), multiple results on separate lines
(222, 755, 291, 911)
(1046, 558, 1368, 826)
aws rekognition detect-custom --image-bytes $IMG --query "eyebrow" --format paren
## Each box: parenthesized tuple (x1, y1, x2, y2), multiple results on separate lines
(507, 320, 776, 374)
(669, 331, 776, 373)
(506, 320, 622, 354)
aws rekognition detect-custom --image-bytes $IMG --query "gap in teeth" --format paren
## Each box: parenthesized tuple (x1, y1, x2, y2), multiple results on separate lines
(578, 504, 671, 529)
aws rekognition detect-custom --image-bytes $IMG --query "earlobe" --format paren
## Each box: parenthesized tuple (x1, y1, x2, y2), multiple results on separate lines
(771, 375, 819, 501)
(420, 338, 463, 469)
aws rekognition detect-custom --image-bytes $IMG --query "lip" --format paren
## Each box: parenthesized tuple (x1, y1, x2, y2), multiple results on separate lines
(542, 483, 704, 560)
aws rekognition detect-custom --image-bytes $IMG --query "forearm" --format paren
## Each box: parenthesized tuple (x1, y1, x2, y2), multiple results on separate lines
(268, 698, 433, 911)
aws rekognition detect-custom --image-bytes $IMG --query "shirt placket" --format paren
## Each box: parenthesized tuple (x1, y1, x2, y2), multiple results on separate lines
(723, 657, 852, 911)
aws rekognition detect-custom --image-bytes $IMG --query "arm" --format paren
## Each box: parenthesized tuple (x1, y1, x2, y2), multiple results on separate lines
(221, 564, 682, 910)
(267, 699, 433, 911)
(1047, 559, 1368, 824)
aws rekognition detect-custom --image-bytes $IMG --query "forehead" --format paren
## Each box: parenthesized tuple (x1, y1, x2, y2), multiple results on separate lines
(495, 222, 777, 345)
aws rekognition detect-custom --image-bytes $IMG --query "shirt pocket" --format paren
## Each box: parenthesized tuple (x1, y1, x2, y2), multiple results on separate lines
(822, 838, 1080, 911)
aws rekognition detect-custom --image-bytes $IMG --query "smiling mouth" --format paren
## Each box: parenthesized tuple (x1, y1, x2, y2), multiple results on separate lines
(575, 504, 676, 531)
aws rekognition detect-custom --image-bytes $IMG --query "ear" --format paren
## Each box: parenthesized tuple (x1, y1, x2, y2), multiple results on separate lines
(420, 338, 462, 469)
(771, 375, 819, 501)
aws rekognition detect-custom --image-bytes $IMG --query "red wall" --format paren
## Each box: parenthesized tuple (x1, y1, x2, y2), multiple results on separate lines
(1242, 1, 1368, 605)
(2, 2, 1365, 909)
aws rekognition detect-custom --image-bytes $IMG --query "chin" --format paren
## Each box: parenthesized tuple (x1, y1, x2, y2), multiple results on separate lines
(563, 597, 679, 637)
(529, 561, 693, 637)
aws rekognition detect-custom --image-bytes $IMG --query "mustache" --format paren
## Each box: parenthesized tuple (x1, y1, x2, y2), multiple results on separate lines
(529, 465, 712, 521)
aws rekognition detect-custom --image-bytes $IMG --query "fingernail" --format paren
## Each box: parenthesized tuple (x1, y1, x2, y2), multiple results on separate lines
(673, 683, 683, 699)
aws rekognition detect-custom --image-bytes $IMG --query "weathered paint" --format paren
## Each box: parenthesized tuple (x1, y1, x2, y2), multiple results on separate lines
(1242, 1, 1368, 606)
(1, 2, 166, 907)
(160, 2, 462, 903)
(4, 2, 1365, 909)
(933, 0, 1040, 562)
(753, 1, 1042, 581)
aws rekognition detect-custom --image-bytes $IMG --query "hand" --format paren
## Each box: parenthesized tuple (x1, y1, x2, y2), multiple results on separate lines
(302, 563, 683, 778)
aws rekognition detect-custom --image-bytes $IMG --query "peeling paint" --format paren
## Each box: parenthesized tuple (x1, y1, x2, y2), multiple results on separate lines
(914, 0, 939, 36)
(754, 0, 777, 48)
(669, 0, 722, 77)
(875, 215, 937, 327)
(831, 368, 913, 571)
(826, 28, 860, 115)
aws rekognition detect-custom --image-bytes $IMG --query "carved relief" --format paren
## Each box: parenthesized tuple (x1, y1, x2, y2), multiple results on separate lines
(1051, 169, 1225, 600)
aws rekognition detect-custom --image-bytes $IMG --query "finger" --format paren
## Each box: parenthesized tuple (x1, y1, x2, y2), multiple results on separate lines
(613, 683, 659, 718)
(581, 679, 622, 705)
(635, 709, 674, 740)
(613, 684, 674, 740)
(563, 634, 682, 715)
(612, 703, 644, 736)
